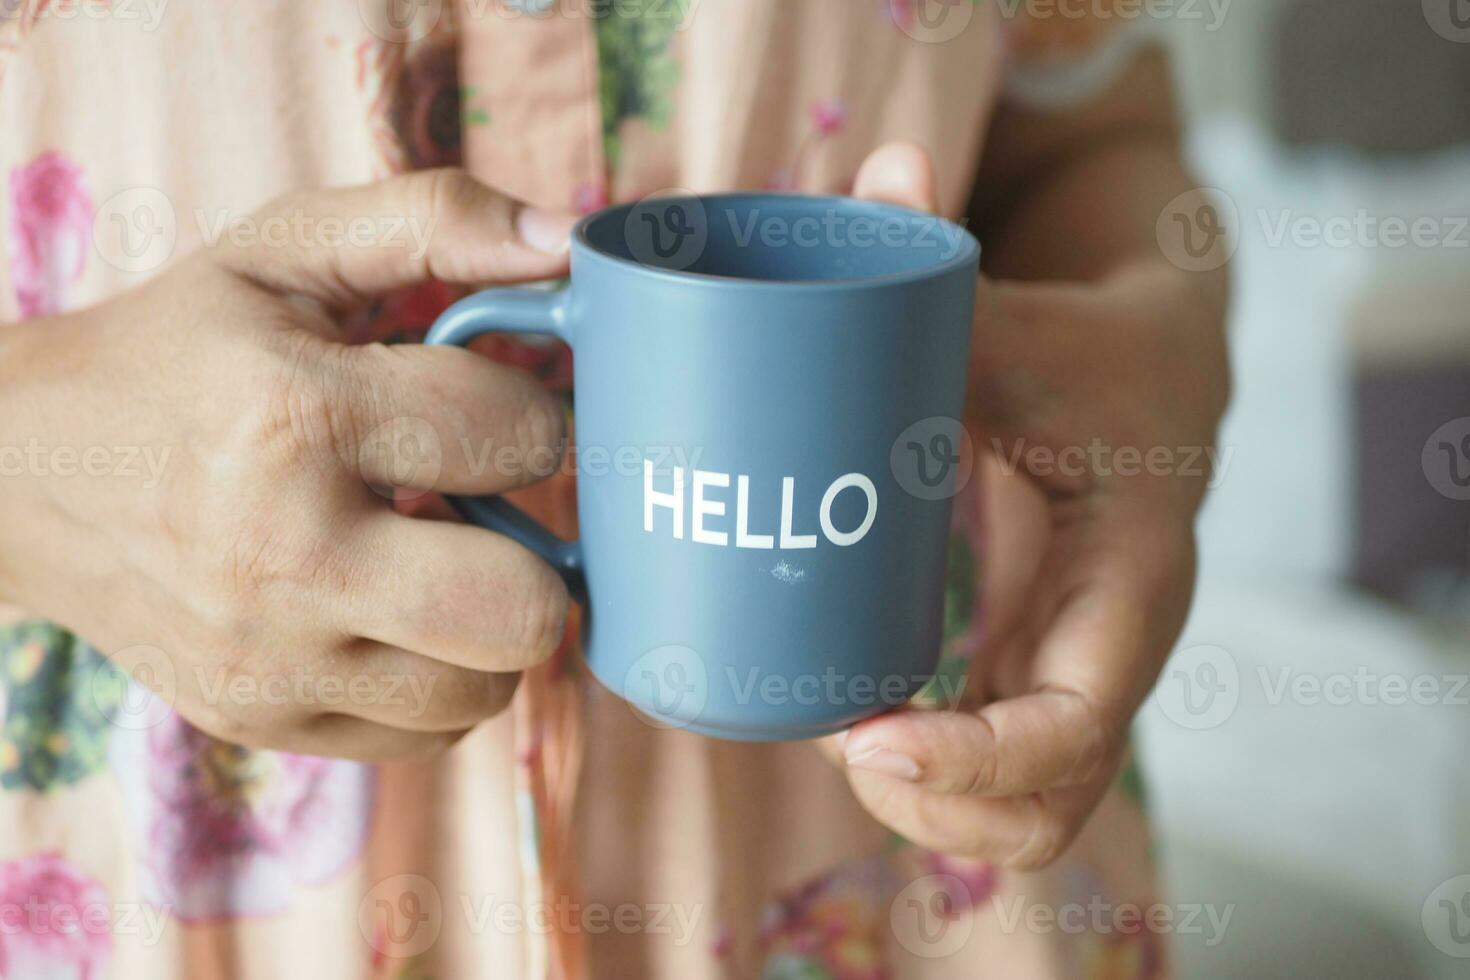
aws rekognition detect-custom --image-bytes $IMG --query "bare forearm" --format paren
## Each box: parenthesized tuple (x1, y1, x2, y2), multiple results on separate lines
(968, 49, 1228, 309)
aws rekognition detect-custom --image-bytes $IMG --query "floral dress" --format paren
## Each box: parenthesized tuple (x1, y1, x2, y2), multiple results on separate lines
(0, 1, 1164, 977)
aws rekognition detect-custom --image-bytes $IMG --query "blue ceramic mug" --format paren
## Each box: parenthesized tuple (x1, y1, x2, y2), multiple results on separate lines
(426, 193, 979, 741)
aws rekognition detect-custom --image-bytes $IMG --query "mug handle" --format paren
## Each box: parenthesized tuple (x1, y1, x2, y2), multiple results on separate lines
(425, 286, 584, 598)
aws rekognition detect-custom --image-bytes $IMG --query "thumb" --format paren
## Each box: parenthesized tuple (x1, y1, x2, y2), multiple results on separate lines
(217, 169, 578, 311)
(852, 141, 939, 214)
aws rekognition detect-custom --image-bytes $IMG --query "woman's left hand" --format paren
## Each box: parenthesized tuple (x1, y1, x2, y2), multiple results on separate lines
(835, 144, 1230, 869)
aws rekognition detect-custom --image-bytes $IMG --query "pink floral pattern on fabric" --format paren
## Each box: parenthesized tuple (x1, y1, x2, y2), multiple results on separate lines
(1060, 867, 1167, 980)
(7, 151, 93, 319)
(882, 0, 916, 31)
(759, 859, 890, 980)
(919, 852, 1000, 913)
(109, 692, 375, 921)
(0, 853, 112, 980)
(768, 99, 850, 192)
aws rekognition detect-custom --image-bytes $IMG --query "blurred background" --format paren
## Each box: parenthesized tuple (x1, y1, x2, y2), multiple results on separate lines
(1135, 1, 1470, 976)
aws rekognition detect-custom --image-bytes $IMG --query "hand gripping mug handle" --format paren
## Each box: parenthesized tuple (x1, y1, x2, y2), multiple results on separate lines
(425, 286, 584, 599)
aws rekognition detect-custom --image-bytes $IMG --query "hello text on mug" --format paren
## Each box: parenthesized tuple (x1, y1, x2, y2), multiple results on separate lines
(643, 460, 877, 549)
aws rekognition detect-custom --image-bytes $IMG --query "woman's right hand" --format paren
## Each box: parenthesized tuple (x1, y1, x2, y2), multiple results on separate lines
(0, 169, 580, 759)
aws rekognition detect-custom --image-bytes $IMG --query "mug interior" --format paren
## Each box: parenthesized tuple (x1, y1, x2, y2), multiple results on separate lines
(577, 193, 977, 285)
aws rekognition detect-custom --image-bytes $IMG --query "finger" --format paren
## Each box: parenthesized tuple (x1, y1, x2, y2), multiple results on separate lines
(338, 339, 567, 495)
(844, 688, 1111, 796)
(846, 766, 1107, 870)
(849, 498, 1194, 796)
(311, 640, 519, 733)
(852, 141, 939, 214)
(217, 168, 577, 310)
(342, 509, 571, 674)
(1021, 495, 1198, 722)
(969, 450, 1051, 701)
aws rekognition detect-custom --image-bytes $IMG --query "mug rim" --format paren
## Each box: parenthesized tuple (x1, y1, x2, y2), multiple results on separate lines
(572, 192, 980, 291)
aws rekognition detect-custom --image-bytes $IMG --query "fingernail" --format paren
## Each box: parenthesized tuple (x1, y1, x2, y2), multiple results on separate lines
(845, 744, 921, 781)
(517, 207, 578, 255)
